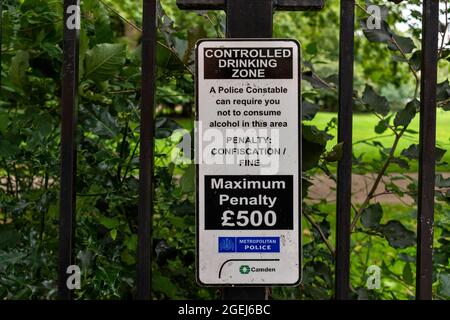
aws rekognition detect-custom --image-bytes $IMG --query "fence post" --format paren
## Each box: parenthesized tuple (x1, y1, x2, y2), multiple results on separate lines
(58, 0, 80, 300)
(137, 0, 157, 300)
(416, 0, 439, 300)
(335, 0, 355, 300)
(220, 0, 273, 300)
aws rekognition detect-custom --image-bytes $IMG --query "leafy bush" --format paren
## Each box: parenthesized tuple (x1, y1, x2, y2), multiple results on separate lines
(0, 0, 449, 300)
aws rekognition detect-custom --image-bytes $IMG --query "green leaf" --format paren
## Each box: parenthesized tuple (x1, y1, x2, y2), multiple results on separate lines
(302, 178, 312, 198)
(375, 117, 389, 134)
(79, 28, 90, 60)
(173, 201, 194, 216)
(392, 55, 408, 63)
(84, 43, 126, 82)
(438, 273, 450, 297)
(9, 50, 30, 88)
(302, 139, 325, 171)
(125, 234, 138, 251)
(155, 118, 182, 139)
(171, 37, 188, 64)
(152, 272, 180, 299)
(302, 125, 333, 146)
(77, 250, 93, 269)
(156, 43, 174, 69)
(21, 0, 50, 11)
(312, 218, 330, 241)
(361, 203, 383, 228)
(441, 99, 450, 111)
(184, 26, 207, 64)
(436, 80, 450, 102)
(362, 85, 390, 116)
(0, 225, 20, 250)
(40, 42, 63, 62)
(305, 42, 318, 55)
(180, 164, 195, 193)
(360, 19, 392, 43)
(99, 217, 120, 229)
(36, 113, 53, 137)
(379, 220, 416, 248)
(356, 288, 369, 300)
(391, 157, 410, 170)
(394, 99, 418, 127)
(302, 71, 331, 89)
(401, 144, 419, 160)
(409, 50, 421, 71)
(398, 253, 415, 263)
(0, 113, 8, 134)
(78, 29, 89, 79)
(401, 144, 446, 162)
(436, 174, 450, 188)
(324, 74, 338, 86)
(121, 249, 136, 265)
(388, 34, 416, 54)
(441, 49, 450, 59)
(302, 100, 320, 121)
(402, 263, 414, 285)
(0, 139, 20, 157)
(84, 107, 120, 139)
(323, 142, 344, 162)
(110, 229, 117, 240)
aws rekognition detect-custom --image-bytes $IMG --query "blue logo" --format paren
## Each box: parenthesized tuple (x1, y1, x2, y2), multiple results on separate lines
(218, 237, 235, 252)
(218, 237, 280, 253)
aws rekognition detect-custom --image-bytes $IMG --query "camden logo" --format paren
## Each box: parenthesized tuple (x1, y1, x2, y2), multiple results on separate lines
(239, 265, 251, 274)
(239, 264, 276, 274)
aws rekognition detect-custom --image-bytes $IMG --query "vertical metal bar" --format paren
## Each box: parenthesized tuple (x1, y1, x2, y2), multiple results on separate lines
(416, 0, 439, 300)
(58, 0, 80, 300)
(221, 0, 273, 301)
(137, 0, 156, 300)
(226, 0, 273, 38)
(222, 287, 268, 300)
(335, 0, 355, 300)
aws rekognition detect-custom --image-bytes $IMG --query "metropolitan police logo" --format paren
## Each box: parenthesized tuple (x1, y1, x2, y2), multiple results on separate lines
(218, 237, 235, 252)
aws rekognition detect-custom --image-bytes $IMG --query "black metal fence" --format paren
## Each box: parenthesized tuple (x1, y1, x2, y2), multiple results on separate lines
(1, 0, 439, 300)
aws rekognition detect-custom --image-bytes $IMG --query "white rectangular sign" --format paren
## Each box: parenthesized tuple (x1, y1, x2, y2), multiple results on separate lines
(195, 39, 301, 286)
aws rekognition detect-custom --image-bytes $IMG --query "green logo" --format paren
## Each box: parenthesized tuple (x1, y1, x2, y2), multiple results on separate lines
(239, 265, 251, 274)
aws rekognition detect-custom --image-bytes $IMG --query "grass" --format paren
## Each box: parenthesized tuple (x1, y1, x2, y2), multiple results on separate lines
(303, 110, 450, 173)
(172, 110, 450, 173)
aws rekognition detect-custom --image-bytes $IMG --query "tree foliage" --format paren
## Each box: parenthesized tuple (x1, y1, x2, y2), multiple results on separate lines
(0, 0, 449, 300)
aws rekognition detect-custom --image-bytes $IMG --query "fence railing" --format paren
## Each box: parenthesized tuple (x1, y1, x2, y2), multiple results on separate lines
(0, 0, 439, 300)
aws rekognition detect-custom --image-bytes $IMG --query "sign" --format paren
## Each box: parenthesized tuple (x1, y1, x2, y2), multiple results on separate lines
(195, 39, 301, 286)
